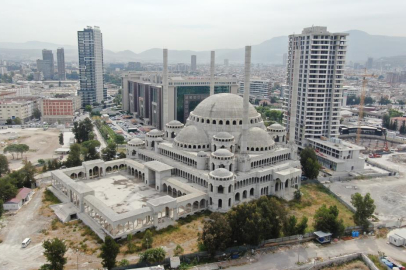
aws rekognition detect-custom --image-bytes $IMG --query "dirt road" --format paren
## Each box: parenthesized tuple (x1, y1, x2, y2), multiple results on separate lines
(0, 188, 49, 270)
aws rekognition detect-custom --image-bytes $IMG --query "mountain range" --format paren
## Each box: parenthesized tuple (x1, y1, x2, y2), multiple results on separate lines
(1, 30, 406, 64)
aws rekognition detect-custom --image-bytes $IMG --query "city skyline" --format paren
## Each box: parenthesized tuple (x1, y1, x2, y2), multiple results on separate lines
(0, 0, 405, 52)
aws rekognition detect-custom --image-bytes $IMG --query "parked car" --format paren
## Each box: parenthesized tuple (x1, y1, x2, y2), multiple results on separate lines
(21, 238, 31, 248)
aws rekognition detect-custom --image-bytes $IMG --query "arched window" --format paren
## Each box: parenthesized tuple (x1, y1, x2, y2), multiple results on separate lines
(226, 120, 230, 125)
(232, 120, 237, 125)
(218, 185, 224, 194)
(213, 120, 217, 124)
(219, 120, 223, 125)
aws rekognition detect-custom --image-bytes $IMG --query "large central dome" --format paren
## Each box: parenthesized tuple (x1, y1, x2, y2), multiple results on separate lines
(192, 93, 259, 119)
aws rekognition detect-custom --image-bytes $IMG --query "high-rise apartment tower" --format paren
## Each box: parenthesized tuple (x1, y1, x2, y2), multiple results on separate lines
(39, 49, 54, 80)
(77, 26, 105, 106)
(284, 26, 348, 147)
(57, 48, 66, 81)
(191, 55, 197, 71)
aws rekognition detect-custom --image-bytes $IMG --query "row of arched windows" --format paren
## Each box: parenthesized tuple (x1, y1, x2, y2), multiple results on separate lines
(250, 153, 291, 169)
(189, 115, 262, 126)
(160, 149, 197, 168)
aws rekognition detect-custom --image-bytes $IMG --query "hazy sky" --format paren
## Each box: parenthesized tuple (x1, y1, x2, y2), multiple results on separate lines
(1, 0, 405, 52)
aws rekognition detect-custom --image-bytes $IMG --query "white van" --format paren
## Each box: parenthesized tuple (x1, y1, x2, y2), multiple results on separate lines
(21, 238, 31, 248)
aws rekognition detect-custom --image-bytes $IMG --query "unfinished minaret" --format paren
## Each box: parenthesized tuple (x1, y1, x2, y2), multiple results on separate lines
(210, 51, 215, 96)
(163, 49, 169, 125)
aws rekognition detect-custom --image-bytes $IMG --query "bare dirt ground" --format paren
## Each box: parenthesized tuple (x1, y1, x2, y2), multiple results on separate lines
(0, 128, 61, 171)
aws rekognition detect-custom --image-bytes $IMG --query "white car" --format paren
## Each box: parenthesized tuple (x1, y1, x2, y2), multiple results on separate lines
(22, 238, 31, 248)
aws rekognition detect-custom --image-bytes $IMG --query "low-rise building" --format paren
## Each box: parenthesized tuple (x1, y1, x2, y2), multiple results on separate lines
(306, 137, 365, 173)
(3, 187, 33, 211)
(0, 98, 38, 123)
(40, 96, 81, 124)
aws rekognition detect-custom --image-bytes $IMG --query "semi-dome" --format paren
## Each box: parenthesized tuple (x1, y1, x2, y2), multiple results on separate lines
(129, 138, 144, 145)
(244, 127, 275, 149)
(147, 129, 164, 136)
(192, 93, 259, 119)
(167, 120, 183, 126)
(175, 125, 209, 145)
(213, 149, 234, 157)
(209, 168, 233, 178)
(214, 132, 234, 139)
(268, 123, 285, 130)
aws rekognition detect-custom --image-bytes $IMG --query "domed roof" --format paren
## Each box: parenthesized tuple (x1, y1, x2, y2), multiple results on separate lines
(214, 132, 234, 139)
(148, 129, 164, 136)
(192, 93, 259, 119)
(130, 138, 144, 145)
(213, 149, 234, 157)
(167, 120, 183, 126)
(175, 125, 209, 145)
(244, 127, 275, 148)
(269, 123, 285, 130)
(210, 168, 233, 178)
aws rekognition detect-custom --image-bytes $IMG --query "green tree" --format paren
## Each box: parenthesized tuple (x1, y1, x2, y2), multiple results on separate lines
(0, 177, 18, 201)
(81, 140, 101, 161)
(118, 259, 129, 267)
(13, 117, 22, 125)
(59, 133, 64, 145)
(84, 105, 92, 112)
(300, 147, 321, 179)
(41, 238, 67, 270)
(382, 114, 391, 129)
(139, 247, 166, 264)
(16, 144, 29, 158)
(27, 74, 34, 81)
(33, 108, 42, 119)
(73, 118, 94, 143)
(19, 161, 36, 187)
(102, 142, 117, 161)
(255, 196, 286, 240)
(142, 229, 153, 249)
(100, 236, 119, 270)
(351, 193, 376, 231)
(296, 216, 308, 235)
(379, 97, 391, 105)
(283, 216, 298, 236)
(65, 144, 82, 167)
(4, 144, 19, 159)
(114, 134, 125, 144)
(313, 204, 345, 237)
(118, 152, 126, 159)
(364, 96, 375, 105)
(126, 234, 136, 254)
(174, 244, 184, 256)
(201, 213, 232, 256)
(5, 119, 12, 125)
(294, 189, 301, 201)
(0, 154, 9, 177)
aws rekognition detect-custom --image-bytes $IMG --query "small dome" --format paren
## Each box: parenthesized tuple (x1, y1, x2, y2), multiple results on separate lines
(197, 151, 208, 157)
(155, 137, 163, 142)
(214, 132, 234, 139)
(244, 127, 275, 149)
(167, 120, 183, 126)
(268, 123, 285, 130)
(213, 149, 234, 157)
(175, 125, 209, 145)
(148, 129, 164, 136)
(130, 138, 144, 145)
(210, 168, 233, 178)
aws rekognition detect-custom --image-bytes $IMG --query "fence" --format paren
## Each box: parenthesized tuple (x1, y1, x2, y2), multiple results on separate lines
(295, 253, 379, 270)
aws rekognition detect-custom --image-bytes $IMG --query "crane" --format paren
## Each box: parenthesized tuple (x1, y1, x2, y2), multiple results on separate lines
(347, 69, 378, 144)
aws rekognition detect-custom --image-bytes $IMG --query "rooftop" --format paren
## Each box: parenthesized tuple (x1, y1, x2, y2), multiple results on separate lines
(307, 138, 365, 151)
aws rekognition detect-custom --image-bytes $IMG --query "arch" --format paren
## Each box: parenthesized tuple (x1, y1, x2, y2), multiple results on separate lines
(219, 120, 223, 125)
(228, 185, 232, 193)
(219, 164, 225, 169)
(239, 120, 242, 125)
(243, 190, 247, 199)
(232, 120, 237, 125)
(210, 184, 213, 192)
(163, 183, 167, 192)
(213, 120, 217, 124)
(171, 131, 176, 138)
(151, 141, 155, 148)
(226, 120, 230, 125)
(200, 199, 206, 208)
(218, 185, 224, 194)
(235, 192, 240, 201)
(210, 197, 213, 205)
(78, 172, 84, 178)
(206, 119, 210, 124)
(250, 188, 254, 196)
(218, 199, 222, 208)
(178, 190, 182, 197)
(193, 201, 199, 210)
(228, 198, 231, 207)
(285, 180, 289, 188)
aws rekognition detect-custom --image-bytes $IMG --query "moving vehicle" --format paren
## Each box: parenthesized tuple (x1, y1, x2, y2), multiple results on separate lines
(21, 238, 31, 248)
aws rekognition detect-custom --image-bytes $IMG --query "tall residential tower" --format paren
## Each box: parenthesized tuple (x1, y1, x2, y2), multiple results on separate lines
(57, 48, 66, 81)
(191, 55, 197, 71)
(284, 26, 348, 147)
(77, 26, 105, 106)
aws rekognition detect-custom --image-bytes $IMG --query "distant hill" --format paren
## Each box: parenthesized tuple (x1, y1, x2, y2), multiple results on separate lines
(1, 30, 406, 64)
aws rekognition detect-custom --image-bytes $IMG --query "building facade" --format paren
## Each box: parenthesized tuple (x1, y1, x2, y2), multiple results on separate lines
(122, 72, 238, 130)
(239, 79, 271, 99)
(0, 98, 38, 123)
(40, 96, 81, 124)
(78, 26, 105, 107)
(57, 48, 66, 81)
(41, 49, 54, 80)
(284, 26, 347, 148)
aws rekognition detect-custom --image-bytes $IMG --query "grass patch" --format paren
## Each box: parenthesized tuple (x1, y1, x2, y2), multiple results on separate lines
(288, 183, 355, 231)
(367, 255, 386, 270)
(43, 189, 61, 204)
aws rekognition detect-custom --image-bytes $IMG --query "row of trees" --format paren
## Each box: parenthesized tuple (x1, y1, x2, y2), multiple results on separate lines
(94, 119, 125, 144)
(201, 196, 308, 256)
(346, 95, 375, 106)
(382, 109, 403, 130)
(4, 144, 29, 159)
(256, 106, 283, 124)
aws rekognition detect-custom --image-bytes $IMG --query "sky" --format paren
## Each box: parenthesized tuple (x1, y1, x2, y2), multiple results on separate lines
(1, 0, 405, 52)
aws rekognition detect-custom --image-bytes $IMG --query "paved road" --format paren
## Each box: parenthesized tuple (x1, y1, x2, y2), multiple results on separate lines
(93, 122, 107, 149)
(228, 237, 406, 270)
(0, 188, 48, 270)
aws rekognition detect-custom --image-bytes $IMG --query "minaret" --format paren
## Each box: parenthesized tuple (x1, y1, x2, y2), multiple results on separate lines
(240, 46, 251, 155)
(210, 51, 215, 96)
(163, 49, 169, 126)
